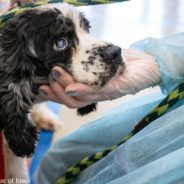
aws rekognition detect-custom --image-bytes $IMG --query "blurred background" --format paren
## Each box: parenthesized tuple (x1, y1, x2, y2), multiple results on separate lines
(0, 0, 7, 13)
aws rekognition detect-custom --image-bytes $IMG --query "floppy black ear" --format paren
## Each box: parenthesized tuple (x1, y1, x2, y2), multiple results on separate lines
(0, 13, 39, 157)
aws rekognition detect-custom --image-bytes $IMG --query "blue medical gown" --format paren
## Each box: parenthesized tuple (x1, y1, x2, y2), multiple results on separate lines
(34, 33, 184, 184)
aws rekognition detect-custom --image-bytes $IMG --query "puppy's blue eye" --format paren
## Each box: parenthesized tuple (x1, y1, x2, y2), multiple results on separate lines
(54, 38, 68, 51)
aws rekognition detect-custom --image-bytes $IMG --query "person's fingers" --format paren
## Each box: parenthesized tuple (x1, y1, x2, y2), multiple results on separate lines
(65, 83, 96, 96)
(49, 77, 91, 108)
(39, 83, 90, 108)
(51, 66, 75, 87)
(39, 70, 92, 108)
(39, 85, 61, 103)
(64, 83, 105, 102)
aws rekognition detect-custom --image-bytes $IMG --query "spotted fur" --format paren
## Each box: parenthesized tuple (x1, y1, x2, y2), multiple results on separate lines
(0, 3, 123, 157)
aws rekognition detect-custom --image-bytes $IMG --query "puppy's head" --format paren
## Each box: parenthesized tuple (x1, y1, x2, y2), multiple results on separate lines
(0, 3, 124, 156)
(1, 3, 124, 88)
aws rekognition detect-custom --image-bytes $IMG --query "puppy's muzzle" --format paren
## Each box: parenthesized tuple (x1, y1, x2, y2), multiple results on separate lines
(77, 45, 122, 116)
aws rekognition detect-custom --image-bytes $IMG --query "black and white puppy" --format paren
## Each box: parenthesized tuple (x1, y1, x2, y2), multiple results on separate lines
(0, 3, 123, 157)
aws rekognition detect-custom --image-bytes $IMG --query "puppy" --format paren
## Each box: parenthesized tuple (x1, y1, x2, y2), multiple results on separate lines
(0, 3, 123, 157)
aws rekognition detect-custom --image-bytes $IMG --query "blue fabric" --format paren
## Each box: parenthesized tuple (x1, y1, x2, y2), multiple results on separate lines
(34, 33, 184, 184)
(30, 102, 60, 184)
(30, 131, 53, 184)
(47, 102, 61, 114)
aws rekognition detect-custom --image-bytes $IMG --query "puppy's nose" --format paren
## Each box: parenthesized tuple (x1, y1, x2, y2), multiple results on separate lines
(103, 45, 122, 61)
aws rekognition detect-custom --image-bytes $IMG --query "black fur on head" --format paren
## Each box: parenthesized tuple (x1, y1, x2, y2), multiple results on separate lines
(0, 7, 96, 157)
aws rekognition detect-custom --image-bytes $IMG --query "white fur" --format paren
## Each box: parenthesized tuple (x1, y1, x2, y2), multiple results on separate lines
(2, 135, 29, 183)
(30, 103, 63, 131)
(39, 3, 111, 86)
(72, 33, 109, 84)
(8, 80, 34, 111)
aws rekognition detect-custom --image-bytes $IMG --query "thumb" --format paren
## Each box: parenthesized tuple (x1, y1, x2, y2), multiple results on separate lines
(65, 83, 95, 96)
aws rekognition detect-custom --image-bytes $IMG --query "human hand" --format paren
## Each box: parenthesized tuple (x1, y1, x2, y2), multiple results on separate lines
(39, 49, 161, 108)
(39, 67, 94, 109)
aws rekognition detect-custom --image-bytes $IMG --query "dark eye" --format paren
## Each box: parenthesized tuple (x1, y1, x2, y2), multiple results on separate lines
(54, 38, 68, 51)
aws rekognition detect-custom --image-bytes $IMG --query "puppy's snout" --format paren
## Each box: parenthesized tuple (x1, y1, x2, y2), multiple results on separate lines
(102, 45, 122, 62)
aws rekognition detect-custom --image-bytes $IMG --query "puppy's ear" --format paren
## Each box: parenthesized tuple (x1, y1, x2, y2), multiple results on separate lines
(0, 13, 39, 157)
(0, 12, 37, 74)
(77, 103, 97, 115)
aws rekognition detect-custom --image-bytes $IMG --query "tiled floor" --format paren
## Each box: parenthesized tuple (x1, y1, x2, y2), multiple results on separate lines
(1, 0, 184, 138)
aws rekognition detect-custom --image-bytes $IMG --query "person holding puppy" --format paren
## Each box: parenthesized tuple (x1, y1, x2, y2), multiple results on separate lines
(6, 0, 184, 183)
(36, 33, 184, 184)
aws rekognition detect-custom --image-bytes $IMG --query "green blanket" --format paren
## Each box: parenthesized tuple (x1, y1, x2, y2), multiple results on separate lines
(0, 0, 128, 30)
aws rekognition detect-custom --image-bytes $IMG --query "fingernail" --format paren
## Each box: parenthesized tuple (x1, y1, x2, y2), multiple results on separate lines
(66, 91, 79, 96)
(51, 69, 61, 80)
(49, 74, 55, 83)
(39, 89, 47, 96)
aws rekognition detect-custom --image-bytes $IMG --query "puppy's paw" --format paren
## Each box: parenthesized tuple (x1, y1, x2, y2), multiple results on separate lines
(31, 103, 62, 131)
(4, 120, 38, 157)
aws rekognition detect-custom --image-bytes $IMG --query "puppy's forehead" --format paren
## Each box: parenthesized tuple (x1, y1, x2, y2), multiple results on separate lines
(37, 3, 81, 28)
